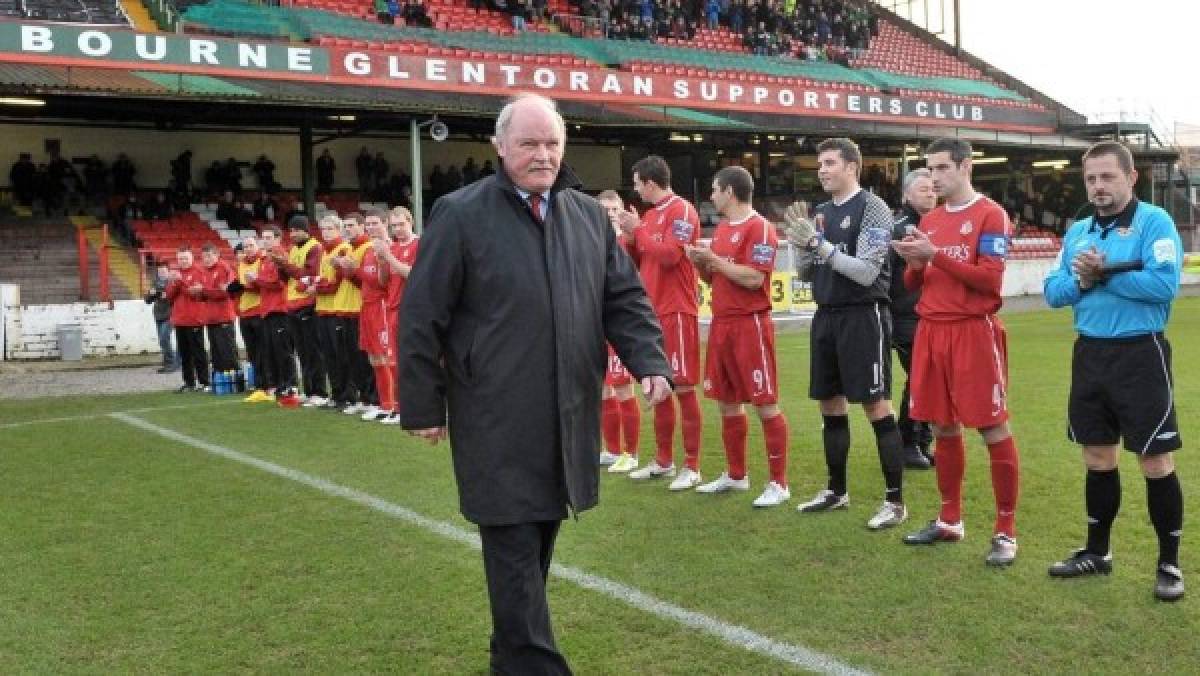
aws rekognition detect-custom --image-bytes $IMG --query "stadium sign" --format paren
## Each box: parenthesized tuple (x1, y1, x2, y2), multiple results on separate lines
(0, 22, 1057, 132)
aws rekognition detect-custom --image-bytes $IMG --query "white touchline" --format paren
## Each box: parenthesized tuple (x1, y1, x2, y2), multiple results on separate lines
(0, 400, 237, 430)
(110, 412, 872, 676)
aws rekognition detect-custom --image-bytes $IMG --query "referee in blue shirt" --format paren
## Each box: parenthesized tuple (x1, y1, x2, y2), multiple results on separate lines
(1044, 141, 1185, 601)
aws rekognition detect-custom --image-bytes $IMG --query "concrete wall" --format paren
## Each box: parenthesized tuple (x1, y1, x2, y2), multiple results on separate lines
(0, 123, 624, 193)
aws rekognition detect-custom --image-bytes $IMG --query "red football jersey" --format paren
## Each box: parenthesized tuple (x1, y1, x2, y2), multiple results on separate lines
(385, 237, 420, 311)
(708, 211, 778, 317)
(911, 196, 1009, 321)
(359, 246, 388, 305)
(632, 194, 700, 316)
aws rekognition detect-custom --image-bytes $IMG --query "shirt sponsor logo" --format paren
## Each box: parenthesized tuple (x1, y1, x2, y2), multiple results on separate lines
(937, 243, 972, 261)
(750, 243, 775, 265)
(1153, 238, 1178, 264)
(671, 219, 694, 242)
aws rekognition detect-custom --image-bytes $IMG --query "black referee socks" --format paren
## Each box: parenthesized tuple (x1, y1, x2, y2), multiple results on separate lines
(1146, 472, 1184, 568)
(1085, 468, 1121, 557)
(871, 415, 904, 504)
(823, 414, 850, 496)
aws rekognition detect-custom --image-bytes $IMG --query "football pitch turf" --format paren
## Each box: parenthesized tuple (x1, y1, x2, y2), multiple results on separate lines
(2, 299, 1198, 674)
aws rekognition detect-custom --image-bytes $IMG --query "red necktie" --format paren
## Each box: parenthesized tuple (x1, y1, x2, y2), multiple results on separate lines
(527, 194, 544, 224)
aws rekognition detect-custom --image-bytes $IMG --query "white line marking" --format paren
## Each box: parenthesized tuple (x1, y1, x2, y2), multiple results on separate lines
(1, 400, 237, 430)
(110, 412, 871, 676)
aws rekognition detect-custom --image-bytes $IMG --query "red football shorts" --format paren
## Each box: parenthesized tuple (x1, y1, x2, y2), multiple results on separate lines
(605, 345, 632, 387)
(703, 312, 779, 406)
(660, 312, 700, 387)
(910, 315, 1009, 428)
(358, 299, 396, 361)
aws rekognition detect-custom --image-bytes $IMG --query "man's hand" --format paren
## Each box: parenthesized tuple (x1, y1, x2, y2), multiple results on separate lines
(779, 201, 816, 249)
(685, 242, 718, 270)
(409, 427, 447, 445)
(892, 228, 935, 265)
(372, 238, 390, 255)
(641, 375, 672, 407)
(616, 205, 641, 236)
(1071, 246, 1105, 289)
(167, 270, 182, 282)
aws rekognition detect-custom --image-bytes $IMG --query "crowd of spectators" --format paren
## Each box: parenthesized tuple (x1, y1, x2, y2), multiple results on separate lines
(569, 0, 877, 60)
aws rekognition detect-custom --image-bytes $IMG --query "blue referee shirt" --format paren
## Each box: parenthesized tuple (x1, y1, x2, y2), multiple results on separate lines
(1044, 200, 1182, 338)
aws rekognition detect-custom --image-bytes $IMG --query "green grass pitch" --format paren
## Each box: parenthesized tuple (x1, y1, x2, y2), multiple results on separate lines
(2, 299, 1198, 674)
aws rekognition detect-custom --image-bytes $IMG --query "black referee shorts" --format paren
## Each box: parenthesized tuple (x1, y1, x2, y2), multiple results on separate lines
(809, 303, 892, 403)
(1068, 333, 1182, 455)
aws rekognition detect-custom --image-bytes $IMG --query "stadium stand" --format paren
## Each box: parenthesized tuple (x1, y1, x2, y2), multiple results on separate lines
(179, 0, 1042, 108)
(20, 0, 128, 24)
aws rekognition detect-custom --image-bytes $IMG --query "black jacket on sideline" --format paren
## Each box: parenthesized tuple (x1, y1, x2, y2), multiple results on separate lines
(399, 163, 669, 526)
(889, 204, 922, 321)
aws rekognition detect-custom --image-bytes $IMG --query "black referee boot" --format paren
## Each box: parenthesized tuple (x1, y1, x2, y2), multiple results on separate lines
(1048, 548, 1112, 578)
(1155, 563, 1185, 602)
(903, 444, 931, 470)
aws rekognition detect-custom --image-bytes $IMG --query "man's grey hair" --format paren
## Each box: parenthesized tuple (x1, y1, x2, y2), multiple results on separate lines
(902, 168, 932, 196)
(493, 93, 567, 142)
(318, 213, 343, 230)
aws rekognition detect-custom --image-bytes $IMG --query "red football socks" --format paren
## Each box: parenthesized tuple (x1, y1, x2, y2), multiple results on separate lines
(677, 390, 703, 471)
(653, 399, 676, 467)
(721, 413, 748, 481)
(762, 413, 789, 487)
(374, 364, 396, 413)
(618, 397, 641, 455)
(987, 436, 1020, 537)
(601, 397, 621, 453)
(935, 434, 966, 525)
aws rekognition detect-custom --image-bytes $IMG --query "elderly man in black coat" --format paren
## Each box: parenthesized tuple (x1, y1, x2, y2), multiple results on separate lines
(400, 93, 671, 674)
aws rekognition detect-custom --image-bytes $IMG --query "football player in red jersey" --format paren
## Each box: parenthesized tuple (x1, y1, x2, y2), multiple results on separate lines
(349, 208, 404, 423)
(686, 166, 792, 507)
(893, 137, 1021, 566)
(596, 190, 642, 472)
(376, 207, 419, 425)
(615, 155, 705, 490)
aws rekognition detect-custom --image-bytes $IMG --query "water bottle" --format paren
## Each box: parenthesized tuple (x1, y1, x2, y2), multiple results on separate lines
(212, 370, 223, 395)
(244, 361, 256, 390)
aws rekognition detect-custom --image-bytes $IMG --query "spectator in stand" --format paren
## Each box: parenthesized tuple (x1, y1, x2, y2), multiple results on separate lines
(729, 0, 744, 34)
(143, 258, 179, 374)
(608, 16, 625, 37)
(511, 0, 529, 31)
(171, 150, 192, 194)
(47, 152, 78, 212)
(204, 161, 224, 196)
(445, 164, 463, 194)
(403, 0, 432, 27)
(375, 0, 393, 22)
(387, 0, 400, 21)
(147, 191, 174, 221)
(670, 14, 688, 38)
(316, 149, 336, 193)
(705, 0, 719, 28)
(252, 154, 277, 194)
(533, 0, 547, 21)
(462, 157, 479, 185)
(83, 155, 107, 206)
(10, 152, 35, 207)
(428, 164, 446, 201)
(111, 152, 136, 197)
(355, 147, 374, 196)
(35, 163, 60, 217)
(479, 159, 495, 178)
(251, 192, 278, 222)
(165, 247, 210, 392)
(224, 158, 243, 195)
(216, 191, 252, 231)
(373, 151, 389, 196)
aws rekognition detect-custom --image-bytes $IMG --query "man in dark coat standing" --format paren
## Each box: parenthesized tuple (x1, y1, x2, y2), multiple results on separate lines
(399, 93, 671, 675)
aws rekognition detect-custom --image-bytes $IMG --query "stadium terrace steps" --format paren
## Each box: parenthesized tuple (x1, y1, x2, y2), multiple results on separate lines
(119, 0, 160, 32)
(0, 221, 133, 304)
(73, 215, 144, 300)
(180, 0, 1036, 105)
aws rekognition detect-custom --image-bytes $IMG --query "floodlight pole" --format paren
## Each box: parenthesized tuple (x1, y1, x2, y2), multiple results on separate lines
(410, 117, 424, 234)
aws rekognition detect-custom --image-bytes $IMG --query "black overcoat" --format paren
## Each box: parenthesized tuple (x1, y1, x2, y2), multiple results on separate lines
(399, 163, 669, 526)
